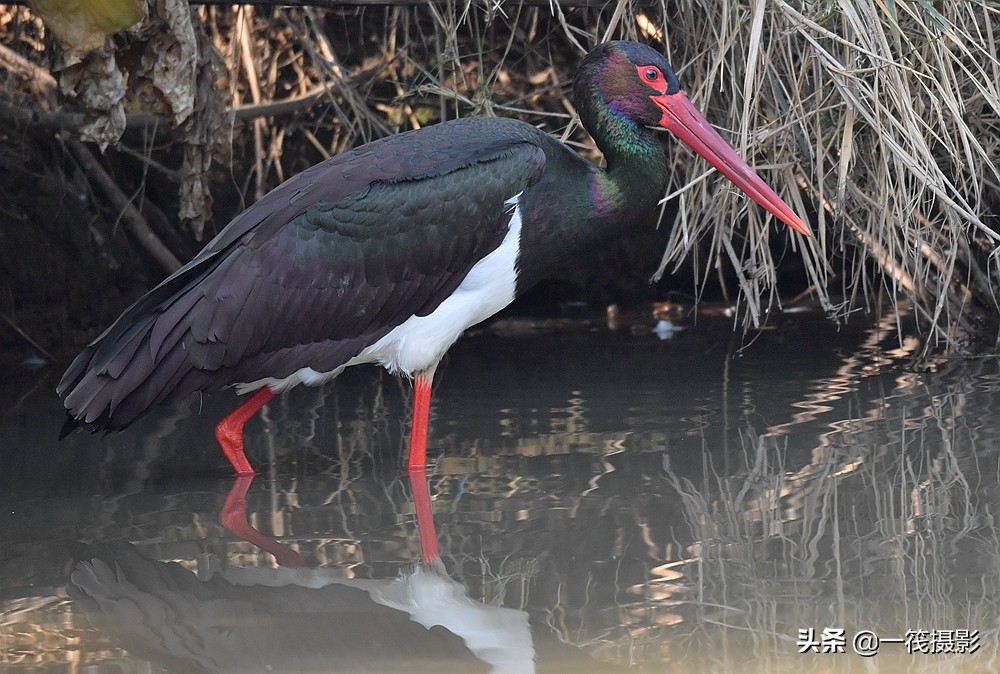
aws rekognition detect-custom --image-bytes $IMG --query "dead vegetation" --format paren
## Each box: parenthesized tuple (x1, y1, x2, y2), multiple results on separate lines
(1, 0, 999, 359)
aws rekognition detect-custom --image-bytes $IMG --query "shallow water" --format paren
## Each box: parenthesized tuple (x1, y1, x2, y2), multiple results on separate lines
(2, 305, 999, 673)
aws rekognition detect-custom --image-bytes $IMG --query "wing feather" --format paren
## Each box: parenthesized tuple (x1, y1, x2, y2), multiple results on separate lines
(59, 118, 549, 431)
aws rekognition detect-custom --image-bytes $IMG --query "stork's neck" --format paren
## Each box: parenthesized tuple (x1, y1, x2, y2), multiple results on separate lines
(511, 110, 670, 294)
(586, 107, 670, 224)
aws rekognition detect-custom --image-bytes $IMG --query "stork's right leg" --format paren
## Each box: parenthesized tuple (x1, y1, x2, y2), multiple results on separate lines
(407, 368, 436, 471)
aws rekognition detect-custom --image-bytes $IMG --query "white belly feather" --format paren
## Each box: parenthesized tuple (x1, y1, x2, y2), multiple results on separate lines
(238, 194, 523, 394)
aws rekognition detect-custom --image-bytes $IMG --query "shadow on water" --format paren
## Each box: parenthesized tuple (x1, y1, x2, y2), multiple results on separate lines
(2, 305, 1000, 672)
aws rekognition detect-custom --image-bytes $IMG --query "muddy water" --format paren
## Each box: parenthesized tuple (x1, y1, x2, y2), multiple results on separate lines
(1, 306, 998, 673)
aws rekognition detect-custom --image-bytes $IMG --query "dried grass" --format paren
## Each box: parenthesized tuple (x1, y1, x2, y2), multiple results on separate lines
(648, 0, 1000, 349)
(2, 0, 1000, 351)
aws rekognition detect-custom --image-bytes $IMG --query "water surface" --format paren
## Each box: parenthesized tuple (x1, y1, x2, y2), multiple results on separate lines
(2, 306, 998, 672)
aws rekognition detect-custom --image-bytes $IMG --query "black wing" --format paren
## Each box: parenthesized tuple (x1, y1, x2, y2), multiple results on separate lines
(59, 118, 548, 431)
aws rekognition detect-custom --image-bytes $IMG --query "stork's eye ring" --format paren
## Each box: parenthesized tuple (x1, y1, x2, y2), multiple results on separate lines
(637, 65, 666, 90)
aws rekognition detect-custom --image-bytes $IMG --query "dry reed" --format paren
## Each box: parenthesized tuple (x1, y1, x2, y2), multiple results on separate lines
(1, 0, 999, 352)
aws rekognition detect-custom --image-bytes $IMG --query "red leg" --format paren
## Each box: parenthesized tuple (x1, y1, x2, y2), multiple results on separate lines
(407, 369, 434, 471)
(409, 468, 440, 562)
(215, 387, 275, 476)
(220, 476, 306, 568)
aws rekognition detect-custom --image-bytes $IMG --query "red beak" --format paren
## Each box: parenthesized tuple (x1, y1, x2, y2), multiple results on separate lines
(652, 91, 811, 236)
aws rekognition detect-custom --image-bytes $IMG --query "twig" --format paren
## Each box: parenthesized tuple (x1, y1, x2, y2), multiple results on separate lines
(235, 5, 267, 201)
(0, 311, 56, 361)
(232, 67, 382, 119)
(114, 144, 183, 183)
(0, 42, 57, 103)
(67, 140, 182, 274)
(0, 99, 161, 135)
(296, 8, 392, 140)
(0, 71, 382, 141)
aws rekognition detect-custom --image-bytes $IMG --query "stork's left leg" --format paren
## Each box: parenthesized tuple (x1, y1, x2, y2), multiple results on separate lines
(215, 387, 275, 475)
(407, 365, 436, 471)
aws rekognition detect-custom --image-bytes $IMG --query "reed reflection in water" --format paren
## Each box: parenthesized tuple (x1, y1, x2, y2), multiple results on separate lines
(1, 306, 999, 672)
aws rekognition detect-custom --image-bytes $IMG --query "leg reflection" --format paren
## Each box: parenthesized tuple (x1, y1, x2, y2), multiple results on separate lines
(219, 476, 307, 568)
(219, 471, 441, 565)
(410, 467, 440, 562)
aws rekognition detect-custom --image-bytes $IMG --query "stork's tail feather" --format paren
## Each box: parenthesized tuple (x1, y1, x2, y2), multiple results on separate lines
(59, 412, 85, 439)
(56, 261, 218, 434)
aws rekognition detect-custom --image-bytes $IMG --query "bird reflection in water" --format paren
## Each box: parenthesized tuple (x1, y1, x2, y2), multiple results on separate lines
(67, 470, 618, 673)
(68, 542, 497, 672)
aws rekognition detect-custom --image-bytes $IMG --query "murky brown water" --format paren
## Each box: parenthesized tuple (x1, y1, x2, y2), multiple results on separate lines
(2, 305, 999, 673)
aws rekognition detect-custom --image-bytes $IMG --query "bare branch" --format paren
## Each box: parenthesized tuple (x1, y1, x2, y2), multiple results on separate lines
(67, 141, 182, 274)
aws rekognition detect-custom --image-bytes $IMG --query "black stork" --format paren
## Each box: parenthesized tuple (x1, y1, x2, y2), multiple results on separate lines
(58, 41, 810, 476)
